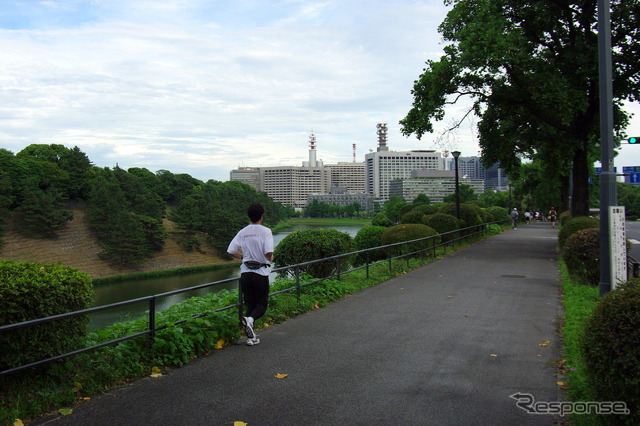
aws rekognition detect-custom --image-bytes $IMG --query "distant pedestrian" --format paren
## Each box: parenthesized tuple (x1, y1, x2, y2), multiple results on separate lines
(510, 208, 519, 229)
(227, 203, 274, 346)
(548, 207, 558, 228)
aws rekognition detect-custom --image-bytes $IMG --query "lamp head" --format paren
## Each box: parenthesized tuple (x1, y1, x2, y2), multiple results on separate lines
(452, 151, 461, 159)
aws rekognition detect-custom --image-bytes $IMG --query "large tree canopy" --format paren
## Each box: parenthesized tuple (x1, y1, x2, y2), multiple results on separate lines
(401, 0, 640, 216)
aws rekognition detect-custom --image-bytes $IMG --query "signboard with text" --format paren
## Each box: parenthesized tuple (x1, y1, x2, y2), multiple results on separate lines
(623, 166, 640, 184)
(610, 206, 627, 289)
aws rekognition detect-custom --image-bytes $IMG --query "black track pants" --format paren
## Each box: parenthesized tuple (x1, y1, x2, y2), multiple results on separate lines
(240, 272, 269, 320)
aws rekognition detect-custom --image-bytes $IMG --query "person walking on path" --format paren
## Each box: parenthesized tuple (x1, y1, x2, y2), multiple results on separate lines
(548, 207, 558, 228)
(227, 203, 274, 346)
(510, 207, 519, 229)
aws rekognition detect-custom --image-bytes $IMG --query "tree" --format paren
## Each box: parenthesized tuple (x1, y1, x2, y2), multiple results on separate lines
(401, 0, 640, 216)
(382, 195, 407, 223)
(88, 169, 150, 264)
(412, 193, 431, 206)
(443, 183, 478, 204)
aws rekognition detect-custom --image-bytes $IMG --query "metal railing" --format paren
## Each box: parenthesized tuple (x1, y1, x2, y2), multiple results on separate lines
(0, 221, 502, 376)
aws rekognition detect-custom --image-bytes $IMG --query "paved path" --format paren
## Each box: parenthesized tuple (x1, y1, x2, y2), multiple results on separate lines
(35, 223, 563, 425)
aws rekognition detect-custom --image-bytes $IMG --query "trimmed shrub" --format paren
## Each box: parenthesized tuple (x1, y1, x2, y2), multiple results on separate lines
(486, 206, 510, 223)
(371, 213, 393, 227)
(562, 228, 600, 286)
(582, 279, 640, 423)
(558, 216, 599, 250)
(0, 261, 94, 370)
(424, 213, 460, 241)
(274, 228, 353, 278)
(410, 204, 439, 216)
(559, 210, 571, 226)
(399, 211, 426, 225)
(381, 224, 438, 257)
(352, 225, 387, 265)
(438, 203, 483, 229)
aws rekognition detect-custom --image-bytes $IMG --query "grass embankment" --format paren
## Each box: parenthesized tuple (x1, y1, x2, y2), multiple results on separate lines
(558, 261, 601, 424)
(0, 225, 502, 425)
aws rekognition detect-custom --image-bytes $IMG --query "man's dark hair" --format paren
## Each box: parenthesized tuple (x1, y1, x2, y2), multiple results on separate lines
(247, 203, 265, 223)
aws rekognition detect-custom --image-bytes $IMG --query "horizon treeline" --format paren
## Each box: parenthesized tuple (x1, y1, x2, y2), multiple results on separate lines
(0, 144, 290, 264)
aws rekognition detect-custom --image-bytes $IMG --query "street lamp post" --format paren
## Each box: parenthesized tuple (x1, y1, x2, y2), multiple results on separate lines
(452, 151, 461, 220)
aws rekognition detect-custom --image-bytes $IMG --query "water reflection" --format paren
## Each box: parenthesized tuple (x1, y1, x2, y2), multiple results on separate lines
(90, 224, 363, 329)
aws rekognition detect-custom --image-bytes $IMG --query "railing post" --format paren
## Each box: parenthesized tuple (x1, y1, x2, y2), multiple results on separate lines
(295, 266, 301, 301)
(337, 258, 341, 280)
(366, 251, 370, 279)
(149, 297, 156, 344)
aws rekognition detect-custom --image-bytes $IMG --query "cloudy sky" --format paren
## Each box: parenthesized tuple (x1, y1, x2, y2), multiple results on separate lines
(1, 0, 639, 182)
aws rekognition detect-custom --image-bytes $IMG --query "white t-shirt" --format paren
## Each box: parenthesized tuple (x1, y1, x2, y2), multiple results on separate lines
(227, 224, 274, 276)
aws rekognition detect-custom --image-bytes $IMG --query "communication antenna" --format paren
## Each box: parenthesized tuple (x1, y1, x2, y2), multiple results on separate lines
(352, 143, 356, 162)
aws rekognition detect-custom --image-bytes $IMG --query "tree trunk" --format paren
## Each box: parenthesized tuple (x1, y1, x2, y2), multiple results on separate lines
(571, 147, 590, 217)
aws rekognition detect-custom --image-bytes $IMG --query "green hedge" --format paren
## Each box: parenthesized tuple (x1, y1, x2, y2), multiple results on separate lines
(582, 280, 640, 423)
(381, 224, 438, 257)
(274, 228, 353, 278)
(0, 261, 94, 370)
(558, 216, 599, 251)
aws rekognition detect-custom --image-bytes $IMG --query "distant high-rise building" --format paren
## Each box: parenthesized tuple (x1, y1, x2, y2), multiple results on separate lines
(484, 163, 509, 191)
(365, 124, 443, 202)
(389, 170, 484, 203)
(229, 133, 365, 208)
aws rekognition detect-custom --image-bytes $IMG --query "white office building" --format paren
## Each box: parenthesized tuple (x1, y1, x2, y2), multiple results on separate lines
(365, 124, 443, 202)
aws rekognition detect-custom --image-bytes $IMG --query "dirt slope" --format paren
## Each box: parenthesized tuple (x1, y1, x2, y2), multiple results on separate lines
(0, 210, 235, 279)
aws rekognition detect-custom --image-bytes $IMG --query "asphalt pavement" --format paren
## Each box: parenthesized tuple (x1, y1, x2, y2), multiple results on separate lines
(33, 222, 563, 426)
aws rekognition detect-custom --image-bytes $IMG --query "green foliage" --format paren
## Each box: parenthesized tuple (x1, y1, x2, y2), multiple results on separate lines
(381, 224, 438, 257)
(438, 203, 483, 227)
(274, 228, 353, 278)
(558, 216, 599, 251)
(442, 183, 478, 203)
(88, 169, 152, 264)
(412, 193, 431, 205)
(618, 183, 640, 218)
(0, 261, 94, 370)
(382, 195, 407, 223)
(562, 228, 600, 286)
(170, 180, 287, 250)
(477, 190, 509, 208)
(13, 182, 73, 238)
(582, 280, 640, 423)
(399, 210, 426, 225)
(486, 206, 509, 222)
(559, 262, 600, 419)
(352, 225, 387, 265)
(371, 213, 393, 227)
(558, 210, 572, 227)
(424, 213, 460, 241)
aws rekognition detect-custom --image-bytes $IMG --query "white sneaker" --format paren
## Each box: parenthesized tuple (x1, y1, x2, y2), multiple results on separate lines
(245, 336, 260, 346)
(242, 317, 255, 339)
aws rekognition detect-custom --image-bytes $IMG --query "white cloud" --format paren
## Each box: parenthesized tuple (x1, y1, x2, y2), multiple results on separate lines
(1, 1, 638, 182)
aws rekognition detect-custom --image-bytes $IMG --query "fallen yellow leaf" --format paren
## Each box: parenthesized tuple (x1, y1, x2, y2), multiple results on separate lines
(151, 366, 162, 374)
(490, 354, 498, 357)
(81, 397, 91, 401)
(234, 422, 248, 426)
(72, 381, 82, 392)
(214, 339, 225, 350)
(557, 381, 566, 386)
(539, 343, 548, 347)
(13, 420, 24, 426)
(59, 408, 73, 416)
(275, 373, 289, 379)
